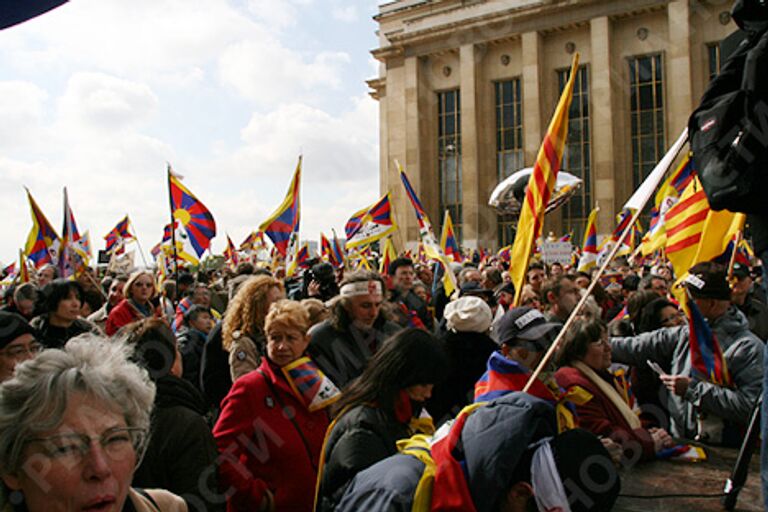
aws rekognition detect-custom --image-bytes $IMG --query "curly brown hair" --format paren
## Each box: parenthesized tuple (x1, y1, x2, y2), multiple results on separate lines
(222, 275, 284, 351)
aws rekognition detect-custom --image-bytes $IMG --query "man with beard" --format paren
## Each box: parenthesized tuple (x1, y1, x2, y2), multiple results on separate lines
(541, 275, 581, 324)
(309, 270, 401, 388)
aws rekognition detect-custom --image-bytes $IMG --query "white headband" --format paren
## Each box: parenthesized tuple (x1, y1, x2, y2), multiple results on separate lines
(340, 280, 383, 297)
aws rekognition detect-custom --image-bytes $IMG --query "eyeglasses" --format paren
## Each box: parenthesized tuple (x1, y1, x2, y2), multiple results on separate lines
(660, 311, 683, 326)
(0, 342, 43, 359)
(24, 427, 147, 464)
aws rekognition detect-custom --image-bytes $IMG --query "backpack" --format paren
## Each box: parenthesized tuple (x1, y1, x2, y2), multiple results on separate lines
(689, 25, 768, 213)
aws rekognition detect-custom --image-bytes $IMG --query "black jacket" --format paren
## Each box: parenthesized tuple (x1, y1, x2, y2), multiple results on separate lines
(309, 319, 401, 389)
(177, 327, 208, 392)
(133, 375, 222, 511)
(427, 330, 497, 424)
(199, 322, 232, 412)
(317, 404, 411, 512)
(30, 315, 95, 349)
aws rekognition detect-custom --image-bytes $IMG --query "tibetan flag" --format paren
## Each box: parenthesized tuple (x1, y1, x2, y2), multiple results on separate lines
(379, 237, 397, 275)
(224, 234, 239, 268)
(104, 215, 133, 254)
(559, 232, 572, 243)
(24, 189, 61, 268)
(398, 162, 457, 296)
(150, 242, 162, 259)
(440, 210, 462, 262)
(320, 233, 336, 265)
(59, 187, 88, 277)
(684, 294, 732, 386)
(577, 207, 599, 272)
(2, 262, 15, 280)
(497, 245, 512, 262)
(345, 193, 398, 249)
(281, 357, 340, 411)
(508, 53, 579, 305)
(331, 229, 346, 269)
(260, 157, 301, 258)
(168, 166, 217, 258)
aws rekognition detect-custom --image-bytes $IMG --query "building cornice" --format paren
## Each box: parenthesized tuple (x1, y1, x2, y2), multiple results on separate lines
(373, 0, 670, 61)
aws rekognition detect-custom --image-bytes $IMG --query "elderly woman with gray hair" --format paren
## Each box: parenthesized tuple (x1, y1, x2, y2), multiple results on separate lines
(0, 335, 187, 512)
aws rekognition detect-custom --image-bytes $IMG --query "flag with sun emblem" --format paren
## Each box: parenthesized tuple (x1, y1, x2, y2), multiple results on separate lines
(167, 164, 217, 259)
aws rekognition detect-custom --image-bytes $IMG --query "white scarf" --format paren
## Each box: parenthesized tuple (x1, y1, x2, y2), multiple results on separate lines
(531, 438, 571, 512)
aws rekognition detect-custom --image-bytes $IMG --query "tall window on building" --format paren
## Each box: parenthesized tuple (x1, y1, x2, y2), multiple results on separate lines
(557, 65, 590, 241)
(495, 78, 523, 246)
(707, 42, 722, 81)
(629, 54, 665, 189)
(438, 90, 462, 240)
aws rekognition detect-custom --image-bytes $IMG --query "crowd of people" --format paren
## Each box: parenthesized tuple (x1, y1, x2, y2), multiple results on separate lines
(0, 250, 764, 511)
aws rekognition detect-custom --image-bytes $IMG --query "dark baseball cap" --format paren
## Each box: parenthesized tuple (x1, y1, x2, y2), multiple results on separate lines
(732, 262, 750, 279)
(0, 312, 35, 349)
(494, 306, 561, 348)
(685, 262, 731, 301)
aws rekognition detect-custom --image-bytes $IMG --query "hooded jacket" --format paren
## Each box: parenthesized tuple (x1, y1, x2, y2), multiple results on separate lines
(610, 306, 763, 442)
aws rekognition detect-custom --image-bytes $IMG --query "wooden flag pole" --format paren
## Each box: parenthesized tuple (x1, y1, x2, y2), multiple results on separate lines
(523, 128, 689, 393)
(166, 164, 180, 304)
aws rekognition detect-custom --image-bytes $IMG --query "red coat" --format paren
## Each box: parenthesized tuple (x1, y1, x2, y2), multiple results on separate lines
(554, 366, 656, 461)
(213, 358, 330, 511)
(105, 299, 159, 336)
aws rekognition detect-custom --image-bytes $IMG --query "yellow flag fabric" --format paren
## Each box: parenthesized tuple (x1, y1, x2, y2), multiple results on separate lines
(509, 53, 579, 305)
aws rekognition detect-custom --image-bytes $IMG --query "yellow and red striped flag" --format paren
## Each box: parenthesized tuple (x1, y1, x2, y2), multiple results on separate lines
(665, 177, 745, 303)
(509, 53, 580, 305)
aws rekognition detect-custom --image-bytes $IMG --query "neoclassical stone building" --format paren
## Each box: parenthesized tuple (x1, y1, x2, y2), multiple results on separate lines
(369, 0, 735, 251)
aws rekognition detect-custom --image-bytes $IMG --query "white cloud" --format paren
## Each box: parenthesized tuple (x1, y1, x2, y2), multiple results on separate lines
(332, 5, 358, 23)
(0, 81, 48, 149)
(57, 72, 159, 133)
(218, 40, 350, 105)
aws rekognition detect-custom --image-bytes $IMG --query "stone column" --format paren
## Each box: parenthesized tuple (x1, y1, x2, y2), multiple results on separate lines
(460, 43, 480, 249)
(667, 0, 692, 139)
(521, 31, 543, 165)
(590, 16, 617, 234)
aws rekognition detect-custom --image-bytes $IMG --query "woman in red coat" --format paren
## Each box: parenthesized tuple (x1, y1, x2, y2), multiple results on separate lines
(554, 317, 674, 463)
(106, 271, 161, 335)
(214, 300, 334, 511)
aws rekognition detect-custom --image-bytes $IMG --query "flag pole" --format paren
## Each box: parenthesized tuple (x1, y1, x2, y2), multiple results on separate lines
(166, 164, 180, 289)
(523, 127, 689, 393)
(127, 217, 150, 269)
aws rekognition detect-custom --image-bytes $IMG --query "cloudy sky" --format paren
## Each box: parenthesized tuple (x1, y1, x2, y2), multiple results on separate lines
(1, 0, 382, 266)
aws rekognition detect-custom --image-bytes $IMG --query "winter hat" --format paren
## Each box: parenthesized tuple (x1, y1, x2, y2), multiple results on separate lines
(0, 312, 35, 350)
(685, 261, 731, 301)
(444, 296, 493, 333)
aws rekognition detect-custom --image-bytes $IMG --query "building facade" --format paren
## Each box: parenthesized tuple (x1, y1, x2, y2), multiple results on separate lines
(369, 0, 735, 251)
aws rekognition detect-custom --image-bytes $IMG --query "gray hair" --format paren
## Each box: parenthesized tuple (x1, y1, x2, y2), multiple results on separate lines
(0, 334, 155, 475)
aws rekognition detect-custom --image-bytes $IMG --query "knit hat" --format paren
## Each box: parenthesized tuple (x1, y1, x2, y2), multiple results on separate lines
(0, 312, 35, 349)
(685, 261, 731, 301)
(444, 296, 493, 333)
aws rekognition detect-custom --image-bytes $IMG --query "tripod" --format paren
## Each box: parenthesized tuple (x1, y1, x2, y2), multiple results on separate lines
(722, 395, 762, 510)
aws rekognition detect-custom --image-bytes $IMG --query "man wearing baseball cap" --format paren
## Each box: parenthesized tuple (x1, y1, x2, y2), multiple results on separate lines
(475, 306, 562, 403)
(730, 262, 768, 341)
(611, 261, 763, 446)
